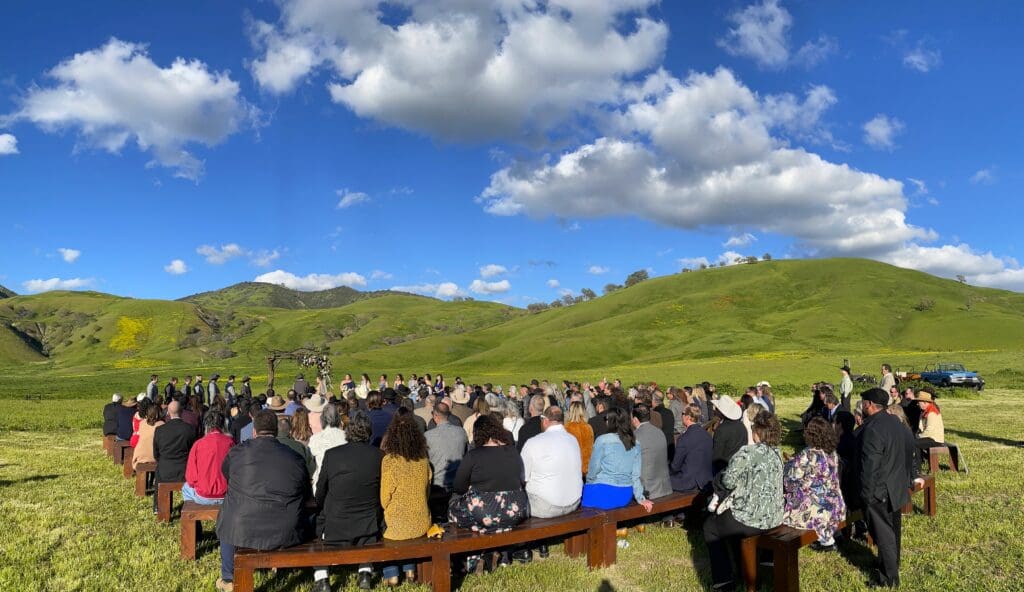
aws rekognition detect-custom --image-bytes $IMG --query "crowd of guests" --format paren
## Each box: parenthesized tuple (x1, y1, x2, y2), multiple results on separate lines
(101, 367, 937, 591)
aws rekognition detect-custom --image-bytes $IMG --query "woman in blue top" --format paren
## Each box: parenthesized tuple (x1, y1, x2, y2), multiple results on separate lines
(582, 407, 655, 512)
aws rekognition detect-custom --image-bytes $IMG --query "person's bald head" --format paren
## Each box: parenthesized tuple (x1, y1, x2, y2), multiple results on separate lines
(167, 400, 181, 418)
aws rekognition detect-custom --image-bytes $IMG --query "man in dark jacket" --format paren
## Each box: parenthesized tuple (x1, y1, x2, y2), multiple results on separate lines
(153, 400, 197, 513)
(193, 375, 205, 405)
(710, 395, 746, 474)
(215, 410, 311, 592)
(103, 394, 122, 436)
(208, 374, 221, 406)
(516, 394, 547, 451)
(241, 376, 253, 399)
(164, 377, 178, 401)
(588, 396, 612, 439)
(116, 398, 137, 441)
(670, 405, 713, 493)
(313, 410, 383, 591)
(857, 388, 922, 588)
(652, 392, 676, 461)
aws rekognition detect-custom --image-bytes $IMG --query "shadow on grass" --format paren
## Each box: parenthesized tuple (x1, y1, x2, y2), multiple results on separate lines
(0, 473, 59, 487)
(683, 510, 715, 592)
(596, 578, 616, 591)
(946, 428, 1024, 448)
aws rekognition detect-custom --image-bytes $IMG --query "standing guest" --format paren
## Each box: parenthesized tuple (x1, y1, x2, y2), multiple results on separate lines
(424, 402, 467, 520)
(501, 399, 525, 443)
(366, 392, 391, 447)
(710, 395, 746, 474)
(379, 414, 432, 586)
(215, 411, 311, 592)
(914, 392, 945, 461)
(164, 377, 178, 401)
(564, 401, 595, 475)
(783, 417, 846, 550)
(183, 411, 233, 505)
(703, 411, 785, 591)
(878, 364, 896, 398)
(277, 416, 315, 477)
(309, 402, 348, 493)
(153, 400, 198, 513)
(147, 374, 160, 400)
(311, 411, 382, 592)
(305, 392, 329, 435)
(632, 405, 672, 500)
(103, 394, 122, 437)
(839, 366, 854, 411)
(857, 388, 922, 588)
(115, 396, 137, 441)
(516, 395, 547, 451)
(670, 405, 713, 493)
(132, 403, 164, 472)
(522, 406, 583, 525)
(583, 407, 654, 512)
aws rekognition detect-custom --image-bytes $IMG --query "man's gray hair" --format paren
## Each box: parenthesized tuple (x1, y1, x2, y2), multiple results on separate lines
(321, 402, 342, 429)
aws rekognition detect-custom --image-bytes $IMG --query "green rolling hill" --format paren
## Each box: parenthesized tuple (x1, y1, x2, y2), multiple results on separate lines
(180, 281, 401, 309)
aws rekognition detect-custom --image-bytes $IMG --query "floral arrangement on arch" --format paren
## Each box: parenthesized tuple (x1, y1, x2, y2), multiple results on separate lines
(299, 353, 332, 390)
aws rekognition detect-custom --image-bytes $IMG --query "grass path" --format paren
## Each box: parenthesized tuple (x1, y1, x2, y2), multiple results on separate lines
(2, 392, 1023, 591)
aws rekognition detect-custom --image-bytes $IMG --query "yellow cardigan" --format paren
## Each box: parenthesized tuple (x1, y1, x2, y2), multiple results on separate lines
(380, 455, 432, 540)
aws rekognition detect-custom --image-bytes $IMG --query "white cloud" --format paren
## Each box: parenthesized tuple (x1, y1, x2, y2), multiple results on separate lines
(57, 248, 81, 263)
(164, 259, 188, 275)
(5, 38, 251, 180)
(678, 256, 710, 269)
(22, 277, 95, 293)
(903, 44, 942, 73)
(588, 265, 610, 275)
(718, 251, 747, 266)
(470, 279, 512, 294)
(724, 233, 757, 248)
(546, 278, 561, 288)
(336, 188, 370, 209)
(793, 35, 838, 68)
(970, 268, 1024, 292)
(255, 269, 367, 291)
(970, 167, 996, 185)
(479, 264, 507, 278)
(250, 0, 668, 140)
(0, 133, 18, 155)
(370, 270, 393, 280)
(862, 114, 904, 151)
(717, 0, 836, 70)
(197, 243, 246, 264)
(906, 178, 928, 195)
(250, 249, 280, 267)
(391, 282, 464, 299)
(882, 243, 1010, 278)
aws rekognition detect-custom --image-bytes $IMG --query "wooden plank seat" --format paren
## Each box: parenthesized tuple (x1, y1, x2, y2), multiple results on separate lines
(112, 441, 132, 466)
(156, 481, 184, 522)
(741, 477, 937, 592)
(122, 449, 135, 479)
(595, 492, 700, 566)
(928, 443, 967, 474)
(232, 508, 607, 592)
(103, 435, 115, 457)
(134, 462, 157, 497)
(180, 501, 222, 560)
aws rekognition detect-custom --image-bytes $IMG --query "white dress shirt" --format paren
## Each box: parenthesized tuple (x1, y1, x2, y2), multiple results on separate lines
(521, 423, 583, 507)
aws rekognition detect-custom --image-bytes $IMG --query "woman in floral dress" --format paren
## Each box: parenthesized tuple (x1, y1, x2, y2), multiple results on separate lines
(783, 416, 846, 549)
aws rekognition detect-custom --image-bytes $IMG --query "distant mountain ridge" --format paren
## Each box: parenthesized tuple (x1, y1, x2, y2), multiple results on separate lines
(179, 281, 410, 309)
(0, 285, 15, 298)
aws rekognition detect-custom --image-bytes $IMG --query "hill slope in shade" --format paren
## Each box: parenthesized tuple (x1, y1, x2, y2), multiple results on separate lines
(180, 281, 403, 310)
(0, 284, 15, 298)
(1, 259, 1022, 375)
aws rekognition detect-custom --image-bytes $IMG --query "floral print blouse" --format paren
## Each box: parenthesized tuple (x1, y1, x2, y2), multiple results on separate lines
(782, 447, 846, 542)
(722, 443, 784, 530)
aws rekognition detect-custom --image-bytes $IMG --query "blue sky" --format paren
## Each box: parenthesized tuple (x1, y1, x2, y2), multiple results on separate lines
(1, 0, 1022, 304)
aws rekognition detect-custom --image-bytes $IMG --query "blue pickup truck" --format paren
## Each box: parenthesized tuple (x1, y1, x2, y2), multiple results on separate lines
(919, 363, 985, 390)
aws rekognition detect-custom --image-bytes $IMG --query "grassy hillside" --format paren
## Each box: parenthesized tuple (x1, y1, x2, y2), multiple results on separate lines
(180, 281, 399, 310)
(0, 284, 14, 298)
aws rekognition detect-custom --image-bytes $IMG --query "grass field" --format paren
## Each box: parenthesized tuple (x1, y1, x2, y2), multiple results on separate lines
(2, 391, 1022, 591)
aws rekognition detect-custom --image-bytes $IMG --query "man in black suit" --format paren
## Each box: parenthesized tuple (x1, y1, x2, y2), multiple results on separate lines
(153, 400, 198, 513)
(588, 395, 612, 438)
(857, 388, 923, 588)
(516, 394, 547, 451)
(823, 393, 854, 428)
(652, 392, 676, 461)
(164, 377, 178, 401)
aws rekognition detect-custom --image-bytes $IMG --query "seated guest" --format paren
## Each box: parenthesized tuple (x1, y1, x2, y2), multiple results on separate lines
(740, 398, 767, 445)
(312, 411, 383, 592)
(632, 404, 673, 500)
(103, 394, 122, 437)
(450, 384, 473, 423)
(381, 388, 400, 416)
(400, 397, 426, 432)
(284, 389, 302, 416)
(583, 407, 654, 512)
(915, 392, 945, 461)
(783, 417, 846, 550)
(670, 404, 713, 493)
(711, 395, 746, 474)
(424, 402, 467, 522)
(304, 393, 329, 435)
(277, 416, 315, 477)
(901, 389, 922, 434)
(501, 399, 525, 443)
(229, 400, 255, 443)
(703, 411, 784, 591)
(215, 411, 311, 592)
(462, 396, 490, 444)
(183, 411, 233, 505)
(266, 394, 289, 415)
(521, 406, 582, 559)
(380, 414, 432, 586)
(132, 403, 164, 471)
(366, 392, 391, 447)
(309, 402, 348, 493)
(515, 394, 547, 451)
(153, 400, 198, 513)
(130, 395, 147, 448)
(564, 401, 594, 475)
(116, 395, 137, 441)
(181, 395, 203, 436)
(290, 408, 313, 445)
(414, 394, 435, 428)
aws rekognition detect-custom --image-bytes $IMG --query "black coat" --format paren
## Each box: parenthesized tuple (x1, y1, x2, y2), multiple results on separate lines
(164, 383, 176, 400)
(670, 424, 713, 493)
(216, 437, 311, 549)
(711, 418, 747, 474)
(655, 406, 675, 443)
(153, 418, 197, 483)
(588, 411, 609, 439)
(315, 442, 383, 545)
(103, 402, 120, 435)
(901, 399, 922, 434)
(116, 405, 135, 440)
(856, 411, 918, 512)
(516, 416, 543, 452)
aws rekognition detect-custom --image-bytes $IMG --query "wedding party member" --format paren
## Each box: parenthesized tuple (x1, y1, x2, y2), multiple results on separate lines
(782, 417, 846, 550)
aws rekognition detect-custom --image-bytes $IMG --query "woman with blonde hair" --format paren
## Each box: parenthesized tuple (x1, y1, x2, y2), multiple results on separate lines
(564, 401, 595, 476)
(691, 386, 710, 423)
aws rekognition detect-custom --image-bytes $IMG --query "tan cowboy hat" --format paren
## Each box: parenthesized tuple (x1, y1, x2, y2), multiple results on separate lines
(916, 391, 934, 402)
(267, 395, 288, 411)
(712, 395, 742, 421)
(450, 385, 470, 405)
(303, 394, 328, 413)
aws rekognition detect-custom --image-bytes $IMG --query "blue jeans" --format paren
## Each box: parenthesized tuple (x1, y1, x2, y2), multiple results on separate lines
(382, 563, 415, 579)
(181, 483, 223, 505)
(220, 540, 234, 582)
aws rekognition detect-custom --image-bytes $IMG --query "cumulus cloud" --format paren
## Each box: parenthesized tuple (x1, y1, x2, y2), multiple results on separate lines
(862, 114, 904, 151)
(588, 265, 610, 275)
(57, 248, 81, 263)
(250, 0, 668, 140)
(470, 279, 512, 294)
(718, 0, 835, 69)
(391, 282, 464, 299)
(546, 278, 561, 288)
(5, 38, 251, 180)
(164, 259, 188, 275)
(250, 249, 280, 267)
(370, 270, 393, 280)
(903, 44, 942, 73)
(0, 133, 18, 155)
(336, 188, 370, 209)
(678, 256, 710, 269)
(479, 264, 507, 278)
(255, 269, 367, 290)
(22, 277, 95, 293)
(718, 251, 747, 266)
(970, 167, 996, 185)
(906, 178, 927, 195)
(724, 233, 757, 248)
(197, 243, 246, 264)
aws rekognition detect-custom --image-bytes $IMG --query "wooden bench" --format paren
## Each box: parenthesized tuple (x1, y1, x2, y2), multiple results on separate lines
(112, 441, 132, 466)
(232, 508, 607, 592)
(122, 450, 135, 479)
(134, 462, 157, 497)
(741, 477, 937, 592)
(103, 435, 115, 457)
(156, 481, 185, 522)
(595, 492, 699, 566)
(928, 443, 967, 474)
(180, 501, 221, 560)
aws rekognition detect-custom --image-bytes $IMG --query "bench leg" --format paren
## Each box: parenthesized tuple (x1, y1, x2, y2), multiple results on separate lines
(181, 519, 197, 560)
(949, 447, 960, 472)
(772, 547, 800, 592)
(430, 552, 451, 592)
(233, 563, 255, 592)
(926, 483, 936, 517)
(565, 533, 584, 558)
(739, 537, 759, 592)
(123, 452, 134, 479)
(135, 471, 147, 497)
(929, 449, 940, 474)
(157, 487, 172, 523)
(587, 521, 617, 568)
(417, 558, 433, 586)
